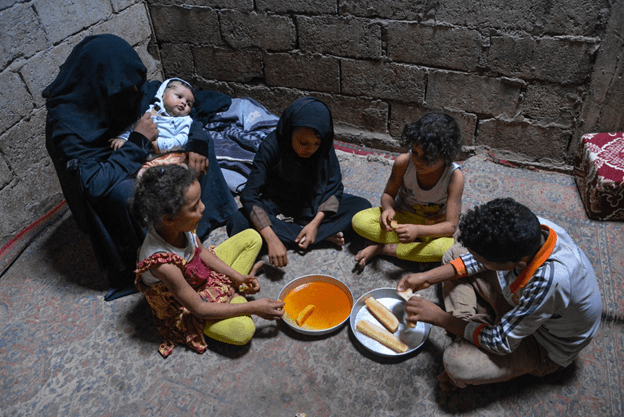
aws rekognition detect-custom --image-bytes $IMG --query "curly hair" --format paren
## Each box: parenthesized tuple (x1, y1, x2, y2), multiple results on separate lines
(401, 112, 462, 165)
(131, 165, 197, 228)
(457, 198, 542, 263)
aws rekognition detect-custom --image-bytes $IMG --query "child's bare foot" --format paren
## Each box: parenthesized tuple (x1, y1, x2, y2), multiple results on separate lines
(325, 232, 344, 247)
(249, 260, 265, 276)
(354, 243, 383, 269)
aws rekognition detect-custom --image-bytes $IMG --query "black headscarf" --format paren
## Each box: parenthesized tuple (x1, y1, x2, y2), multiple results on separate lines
(275, 96, 334, 165)
(43, 34, 147, 143)
(241, 97, 343, 219)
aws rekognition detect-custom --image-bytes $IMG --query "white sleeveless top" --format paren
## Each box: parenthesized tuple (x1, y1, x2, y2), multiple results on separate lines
(394, 154, 460, 223)
(138, 226, 198, 286)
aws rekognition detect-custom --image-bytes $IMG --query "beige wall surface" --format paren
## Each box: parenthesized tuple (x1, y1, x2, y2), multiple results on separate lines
(147, 0, 623, 169)
(1, 0, 623, 239)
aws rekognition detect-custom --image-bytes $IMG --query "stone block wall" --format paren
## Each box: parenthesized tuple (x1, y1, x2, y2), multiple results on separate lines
(0, 0, 162, 241)
(147, 0, 624, 171)
(1, 0, 623, 240)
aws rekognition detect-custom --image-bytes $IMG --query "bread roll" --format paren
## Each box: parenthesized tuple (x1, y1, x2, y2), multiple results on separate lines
(397, 289, 420, 328)
(397, 288, 413, 302)
(296, 304, 316, 326)
(365, 297, 399, 332)
(356, 320, 408, 353)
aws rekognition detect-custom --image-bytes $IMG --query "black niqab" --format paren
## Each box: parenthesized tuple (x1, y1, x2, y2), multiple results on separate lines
(43, 34, 147, 143)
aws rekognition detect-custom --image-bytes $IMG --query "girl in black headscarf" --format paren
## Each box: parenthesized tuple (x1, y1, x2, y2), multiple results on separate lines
(228, 97, 372, 267)
(44, 34, 236, 299)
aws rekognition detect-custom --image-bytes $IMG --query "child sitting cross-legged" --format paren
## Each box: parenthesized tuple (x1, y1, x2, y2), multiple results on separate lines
(352, 112, 464, 269)
(132, 164, 284, 358)
(397, 198, 602, 389)
(227, 97, 372, 268)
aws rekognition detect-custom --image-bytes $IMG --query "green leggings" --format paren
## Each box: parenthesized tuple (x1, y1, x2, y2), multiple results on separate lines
(352, 207, 454, 262)
(203, 229, 261, 345)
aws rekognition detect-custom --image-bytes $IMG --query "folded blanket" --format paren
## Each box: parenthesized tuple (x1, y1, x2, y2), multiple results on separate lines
(205, 97, 278, 192)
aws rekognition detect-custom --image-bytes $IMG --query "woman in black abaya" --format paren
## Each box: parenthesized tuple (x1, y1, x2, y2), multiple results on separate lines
(227, 97, 371, 267)
(44, 34, 237, 299)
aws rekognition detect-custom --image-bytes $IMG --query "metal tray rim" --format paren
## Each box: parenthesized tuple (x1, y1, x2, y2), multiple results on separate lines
(350, 287, 431, 357)
(278, 274, 354, 336)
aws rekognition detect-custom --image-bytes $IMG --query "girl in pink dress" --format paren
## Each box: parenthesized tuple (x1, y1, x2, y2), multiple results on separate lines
(133, 164, 284, 357)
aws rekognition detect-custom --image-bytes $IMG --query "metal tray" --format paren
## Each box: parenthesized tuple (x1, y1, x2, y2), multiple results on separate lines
(278, 274, 353, 336)
(350, 288, 431, 357)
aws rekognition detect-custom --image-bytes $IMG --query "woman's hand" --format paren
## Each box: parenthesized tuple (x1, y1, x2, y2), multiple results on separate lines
(251, 298, 285, 320)
(295, 223, 319, 249)
(133, 112, 159, 141)
(188, 152, 208, 175)
(380, 208, 396, 231)
(395, 223, 419, 243)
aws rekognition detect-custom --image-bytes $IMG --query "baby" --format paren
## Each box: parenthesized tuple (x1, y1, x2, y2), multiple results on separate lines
(110, 78, 195, 168)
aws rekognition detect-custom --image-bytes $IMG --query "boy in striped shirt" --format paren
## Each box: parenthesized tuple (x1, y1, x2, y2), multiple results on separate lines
(398, 198, 602, 389)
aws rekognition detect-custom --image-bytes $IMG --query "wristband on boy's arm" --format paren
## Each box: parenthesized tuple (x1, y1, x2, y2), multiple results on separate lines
(449, 257, 468, 279)
(472, 324, 486, 348)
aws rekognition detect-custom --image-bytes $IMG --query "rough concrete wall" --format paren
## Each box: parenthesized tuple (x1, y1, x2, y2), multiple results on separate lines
(575, 1, 624, 152)
(147, 0, 623, 171)
(0, 0, 162, 241)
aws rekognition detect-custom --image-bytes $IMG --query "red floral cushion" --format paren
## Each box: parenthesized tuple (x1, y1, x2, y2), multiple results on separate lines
(574, 132, 624, 221)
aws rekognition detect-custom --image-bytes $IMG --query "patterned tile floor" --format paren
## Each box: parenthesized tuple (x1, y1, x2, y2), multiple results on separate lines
(1, 152, 622, 416)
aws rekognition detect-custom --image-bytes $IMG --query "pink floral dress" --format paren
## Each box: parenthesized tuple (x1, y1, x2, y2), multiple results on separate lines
(135, 246, 234, 358)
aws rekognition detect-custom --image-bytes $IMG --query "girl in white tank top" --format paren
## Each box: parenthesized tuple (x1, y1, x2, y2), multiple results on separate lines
(352, 113, 465, 267)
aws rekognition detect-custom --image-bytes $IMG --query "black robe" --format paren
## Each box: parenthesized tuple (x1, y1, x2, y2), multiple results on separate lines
(229, 97, 371, 243)
(43, 34, 236, 298)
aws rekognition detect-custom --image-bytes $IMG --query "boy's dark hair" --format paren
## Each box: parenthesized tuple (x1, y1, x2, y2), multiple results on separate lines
(132, 164, 197, 228)
(401, 112, 462, 165)
(457, 198, 542, 263)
